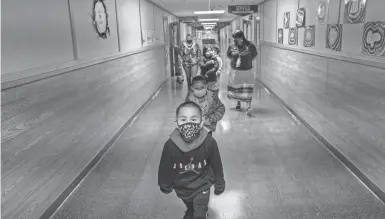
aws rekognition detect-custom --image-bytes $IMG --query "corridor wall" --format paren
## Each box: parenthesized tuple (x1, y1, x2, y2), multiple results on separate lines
(259, 0, 385, 196)
(1, 0, 176, 218)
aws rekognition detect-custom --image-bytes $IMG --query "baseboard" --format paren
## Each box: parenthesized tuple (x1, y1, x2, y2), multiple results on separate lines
(39, 81, 166, 219)
(257, 79, 385, 205)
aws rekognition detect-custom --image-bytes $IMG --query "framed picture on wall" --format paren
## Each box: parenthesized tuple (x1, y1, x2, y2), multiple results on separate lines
(278, 28, 283, 44)
(316, 0, 327, 24)
(284, 12, 290, 29)
(326, 24, 342, 51)
(288, 27, 298, 45)
(304, 25, 315, 47)
(296, 8, 306, 28)
(344, 0, 367, 24)
(362, 21, 385, 56)
(92, 0, 110, 39)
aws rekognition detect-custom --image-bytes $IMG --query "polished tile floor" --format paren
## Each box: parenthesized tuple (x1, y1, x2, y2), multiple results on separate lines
(52, 70, 385, 218)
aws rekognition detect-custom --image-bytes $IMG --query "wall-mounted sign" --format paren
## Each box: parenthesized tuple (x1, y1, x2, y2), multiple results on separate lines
(179, 16, 198, 23)
(92, 0, 110, 39)
(228, 5, 258, 15)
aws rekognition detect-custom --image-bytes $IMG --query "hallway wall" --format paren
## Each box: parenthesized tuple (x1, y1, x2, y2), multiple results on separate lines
(1, 0, 176, 218)
(259, 0, 385, 194)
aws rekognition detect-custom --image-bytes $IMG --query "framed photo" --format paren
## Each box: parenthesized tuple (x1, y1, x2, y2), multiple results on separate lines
(284, 12, 290, 29)
(362, 21, 385, 56)
(288, 27, 298, 45)
(344, 0, 367, 24)
(326, 24, 342, 51)
(316, 0, 327, 24)
(296, 8, 306, 28)
(92, 0, 110, 39)
(278, 28, 283, 44)
(304, 25, 315, 47)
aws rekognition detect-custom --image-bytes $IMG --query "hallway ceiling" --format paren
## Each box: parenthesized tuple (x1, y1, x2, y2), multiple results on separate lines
(150, 0, 264, 22)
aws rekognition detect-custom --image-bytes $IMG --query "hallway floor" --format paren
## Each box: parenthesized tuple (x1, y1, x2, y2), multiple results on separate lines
(51, 75, 385, 218)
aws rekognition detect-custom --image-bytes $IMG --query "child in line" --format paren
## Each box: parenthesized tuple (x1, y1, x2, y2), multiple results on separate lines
(211, 47, 223, 96)
(158, 101, 225, 219)
(186, 75, 225, 135)
(199, 47, 220, 96)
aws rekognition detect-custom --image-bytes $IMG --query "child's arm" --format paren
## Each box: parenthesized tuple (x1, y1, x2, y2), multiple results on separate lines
(206, 92, 225, 123)
(215, 57, 223, 76)
(158, 142, 174, 194)
(209, 138, 225, 195)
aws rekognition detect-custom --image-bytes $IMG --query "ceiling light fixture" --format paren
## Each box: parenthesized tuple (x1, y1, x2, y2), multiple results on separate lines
(194, 10, 225, 14)
(198, 18, 219, 21)
(193, 0, 225, 15)
(201, 22, 217, 25)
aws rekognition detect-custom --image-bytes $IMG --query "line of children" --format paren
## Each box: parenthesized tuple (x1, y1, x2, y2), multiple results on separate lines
(158, 100, 225, 219)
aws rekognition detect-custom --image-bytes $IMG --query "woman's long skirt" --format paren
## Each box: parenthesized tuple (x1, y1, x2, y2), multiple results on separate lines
(227, 68, 255, 103)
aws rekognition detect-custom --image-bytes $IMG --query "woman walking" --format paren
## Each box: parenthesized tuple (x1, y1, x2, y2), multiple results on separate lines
(226, 30, 258, 115)
(177, 34, 202, 89)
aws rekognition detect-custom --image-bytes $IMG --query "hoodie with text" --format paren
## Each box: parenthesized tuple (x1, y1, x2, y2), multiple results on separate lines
(158, 128, 225, 201)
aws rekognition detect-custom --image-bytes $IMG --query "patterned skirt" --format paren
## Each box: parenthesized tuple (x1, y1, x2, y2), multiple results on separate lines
(227, 69, 254, 103)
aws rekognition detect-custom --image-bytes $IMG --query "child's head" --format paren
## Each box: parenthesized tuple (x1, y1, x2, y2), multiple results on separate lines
(203, 46, 213, 58)
(191, 76, 207, 98)
(212, 47, 220, 55)
(176, 101, 202, 125)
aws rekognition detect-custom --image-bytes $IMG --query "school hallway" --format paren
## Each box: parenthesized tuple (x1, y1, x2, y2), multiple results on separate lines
(44, 68, 384, 219)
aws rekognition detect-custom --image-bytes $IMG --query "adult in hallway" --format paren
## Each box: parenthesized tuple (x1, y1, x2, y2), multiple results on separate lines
(176, 34, 202, 89)
(226, 30, 258, 115)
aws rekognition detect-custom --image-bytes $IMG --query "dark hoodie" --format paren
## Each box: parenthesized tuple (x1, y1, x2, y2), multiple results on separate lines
(158, 128, 225, 201)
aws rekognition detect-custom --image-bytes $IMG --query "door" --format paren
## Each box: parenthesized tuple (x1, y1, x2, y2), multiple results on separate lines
(163, 16, 170, 77)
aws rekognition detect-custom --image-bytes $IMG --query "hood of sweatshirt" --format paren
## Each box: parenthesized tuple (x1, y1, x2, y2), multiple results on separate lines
(170, 128, 209, 152)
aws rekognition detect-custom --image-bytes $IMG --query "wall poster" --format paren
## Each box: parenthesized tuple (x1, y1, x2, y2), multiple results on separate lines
(316, 0, 327, 24)
(288, 27, 298, 45)
(344, 0, 367, 24)
(362, 21, 385, 56)
(284, 12, 290, 29)
(278, 28, 283, 44)
(304, 25, 315, 47)
(92, 0, 110, 39)
(326, 24, 342, 51)
(296, 8, 306, 28)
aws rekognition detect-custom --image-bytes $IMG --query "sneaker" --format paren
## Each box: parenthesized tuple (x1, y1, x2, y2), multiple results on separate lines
(246, 107, 252, 116)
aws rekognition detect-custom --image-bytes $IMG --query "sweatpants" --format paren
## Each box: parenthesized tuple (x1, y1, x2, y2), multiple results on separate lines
(182, 188, 210, 219)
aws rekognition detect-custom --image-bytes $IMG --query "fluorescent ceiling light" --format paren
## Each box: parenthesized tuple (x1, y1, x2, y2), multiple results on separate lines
(202, 24, 216, 27)
(201, 22, 217, 25)
(198, 18, 219, 21)
(193, 10, 225, 15)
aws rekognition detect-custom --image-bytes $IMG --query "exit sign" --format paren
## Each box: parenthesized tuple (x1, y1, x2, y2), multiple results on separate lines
(228, 5, 258, 15)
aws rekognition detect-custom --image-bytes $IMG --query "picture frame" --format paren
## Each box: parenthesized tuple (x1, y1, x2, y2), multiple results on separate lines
(344, 0, 367, 24)
(304, 25, 315, 47)
(362, 21, 385, 56)
(288, 27, 298, 45)
(278, 28, 283, 44)
(326, 24, 342, 51)
(316, 0, 327, 24)
(296, 8, 306, 28)
(284, 12, 290, 29)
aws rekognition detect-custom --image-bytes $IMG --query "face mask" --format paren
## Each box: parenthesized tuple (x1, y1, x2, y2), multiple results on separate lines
(193, 89, 206, 97)
(177, 122, 202, 142)
(186, 40, 192, 44)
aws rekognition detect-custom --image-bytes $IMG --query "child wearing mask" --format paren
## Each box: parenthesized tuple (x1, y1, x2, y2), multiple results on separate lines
(158, 101, 225, 219)
(186, 75, 225, 135)
(199, 47, 220, 97)
(211, 47, 223, 96)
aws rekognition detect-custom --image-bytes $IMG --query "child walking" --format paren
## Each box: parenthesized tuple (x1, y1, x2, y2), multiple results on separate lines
(211, 47, 223, 96)
(186, 75, 225, 135)
(158, 101, 226, 219)
(199, 46, 221, 97)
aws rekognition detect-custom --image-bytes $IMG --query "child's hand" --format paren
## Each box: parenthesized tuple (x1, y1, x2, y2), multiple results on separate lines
(216, 71, 220, 77)
(214, 188, 224, 195)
